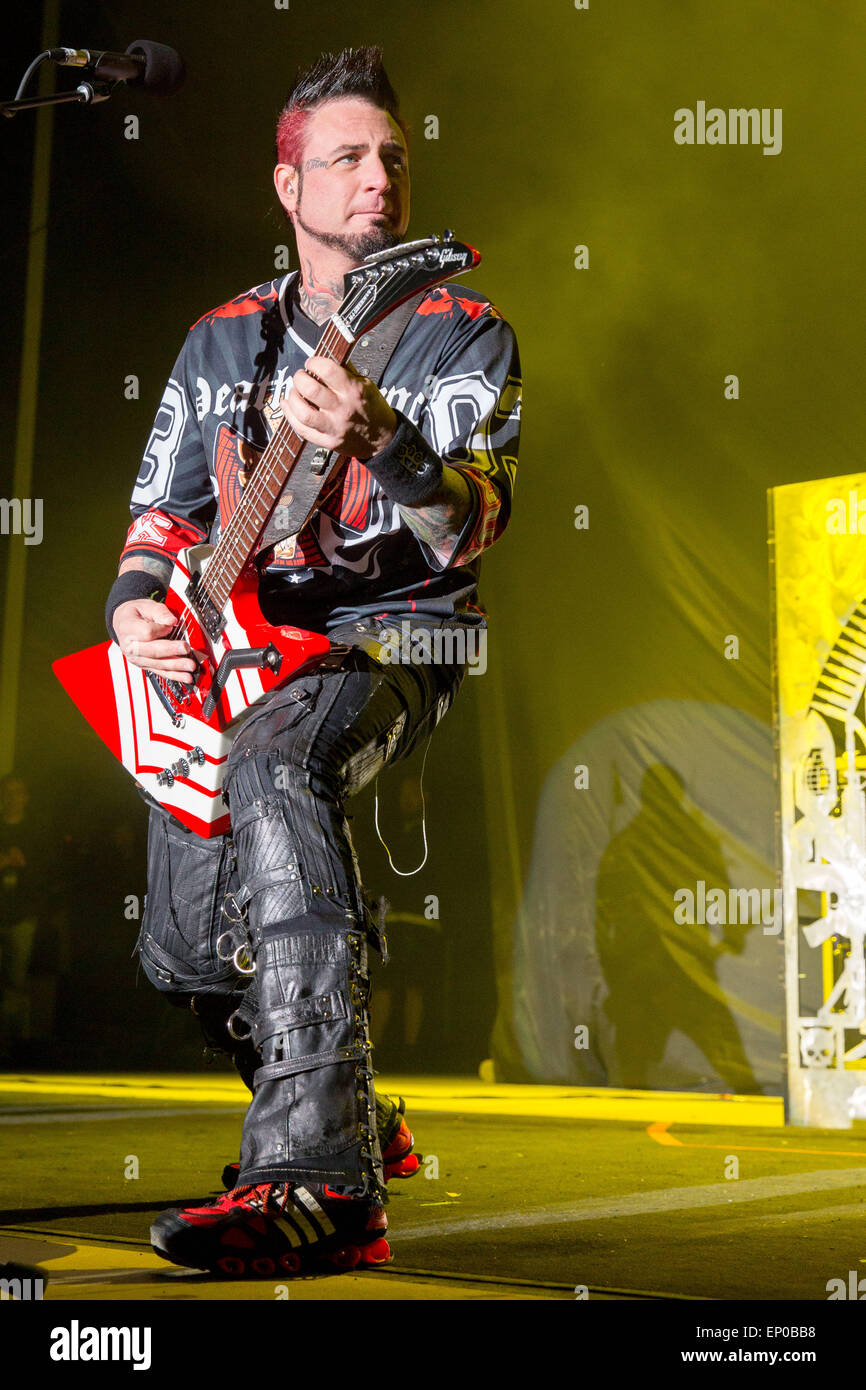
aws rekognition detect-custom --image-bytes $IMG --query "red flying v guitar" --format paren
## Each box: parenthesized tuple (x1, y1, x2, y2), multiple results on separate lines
(53, 233, 480, 838)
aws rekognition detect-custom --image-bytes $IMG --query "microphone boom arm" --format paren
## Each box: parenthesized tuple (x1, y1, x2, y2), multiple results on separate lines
(2, 39, 183, 117)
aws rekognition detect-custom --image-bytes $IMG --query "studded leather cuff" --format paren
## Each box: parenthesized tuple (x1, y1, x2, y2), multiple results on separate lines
(362, 412, 443, 506)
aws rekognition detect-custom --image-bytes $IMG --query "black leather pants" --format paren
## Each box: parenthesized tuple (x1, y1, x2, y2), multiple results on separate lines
(136, 643, 464, 1198)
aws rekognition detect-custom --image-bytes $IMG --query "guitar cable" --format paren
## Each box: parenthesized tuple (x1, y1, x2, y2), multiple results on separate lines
(372, 729, 433, 876)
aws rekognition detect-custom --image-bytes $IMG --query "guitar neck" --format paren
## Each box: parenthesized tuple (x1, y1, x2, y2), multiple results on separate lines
(192, 316, 353, 616)
(185, 232, 481, 631)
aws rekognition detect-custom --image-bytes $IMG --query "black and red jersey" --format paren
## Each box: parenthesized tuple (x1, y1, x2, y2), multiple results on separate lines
(121, 271, 521, 634)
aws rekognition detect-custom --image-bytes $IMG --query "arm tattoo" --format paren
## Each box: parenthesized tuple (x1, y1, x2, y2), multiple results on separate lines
(396, 467, 474, 566)
(119, 553, 173, 589)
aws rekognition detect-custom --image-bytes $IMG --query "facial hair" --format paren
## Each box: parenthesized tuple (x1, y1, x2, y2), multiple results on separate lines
(294, 182, 403, 261)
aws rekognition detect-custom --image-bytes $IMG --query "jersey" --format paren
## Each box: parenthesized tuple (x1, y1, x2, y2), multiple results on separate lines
(120, 272, 521, 637)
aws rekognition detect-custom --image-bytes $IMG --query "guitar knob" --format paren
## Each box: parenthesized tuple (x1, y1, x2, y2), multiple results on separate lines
(171, 759, 190, 779)
(188, 746, 205, 766)
(156, 769, 175, 788)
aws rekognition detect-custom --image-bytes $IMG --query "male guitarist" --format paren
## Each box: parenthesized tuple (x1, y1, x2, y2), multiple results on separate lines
(105, 45, 520, 1275)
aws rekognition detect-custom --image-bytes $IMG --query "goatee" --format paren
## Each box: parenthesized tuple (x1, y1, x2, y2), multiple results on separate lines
(295, 210, 402, 261)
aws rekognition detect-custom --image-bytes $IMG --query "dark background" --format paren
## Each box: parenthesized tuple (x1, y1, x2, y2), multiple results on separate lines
(1, 0, 511, 1072)
(3, 1, 864, 1085)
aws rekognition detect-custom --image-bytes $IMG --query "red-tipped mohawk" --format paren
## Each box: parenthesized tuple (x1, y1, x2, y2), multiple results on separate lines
(276, 106, 311, 169)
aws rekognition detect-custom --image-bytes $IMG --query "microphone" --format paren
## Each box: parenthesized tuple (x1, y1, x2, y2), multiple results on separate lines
(46, 40, 185, 96)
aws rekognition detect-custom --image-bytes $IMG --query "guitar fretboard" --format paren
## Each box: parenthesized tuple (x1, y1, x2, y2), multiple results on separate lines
(191, 316, 352, 621)
(177, 233, 479, 635)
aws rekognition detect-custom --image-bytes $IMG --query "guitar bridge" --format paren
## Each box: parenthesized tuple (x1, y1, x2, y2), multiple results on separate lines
(147, 671, 190, 727)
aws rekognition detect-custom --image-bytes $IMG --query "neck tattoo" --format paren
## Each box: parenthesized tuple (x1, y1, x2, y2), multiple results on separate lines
(298, 258, 344, 325)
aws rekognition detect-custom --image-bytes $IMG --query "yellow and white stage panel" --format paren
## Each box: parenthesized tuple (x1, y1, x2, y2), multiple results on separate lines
(771, 473, 866, 1127)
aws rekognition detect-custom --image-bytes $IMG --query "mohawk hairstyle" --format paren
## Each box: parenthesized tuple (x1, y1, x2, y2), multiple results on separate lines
(275, 45, 409, 168)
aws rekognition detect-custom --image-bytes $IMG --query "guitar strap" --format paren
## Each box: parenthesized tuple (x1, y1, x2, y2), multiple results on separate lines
(257, 282, 428, 551)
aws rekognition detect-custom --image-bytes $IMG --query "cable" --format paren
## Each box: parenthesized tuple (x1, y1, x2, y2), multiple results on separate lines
(15, 52, 51, 101)
(373, 729, 434, 876)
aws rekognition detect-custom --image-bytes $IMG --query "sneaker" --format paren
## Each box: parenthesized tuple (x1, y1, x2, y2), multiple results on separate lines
(381, 1109, 421, 1180)
(150, 1181, 390, 1278)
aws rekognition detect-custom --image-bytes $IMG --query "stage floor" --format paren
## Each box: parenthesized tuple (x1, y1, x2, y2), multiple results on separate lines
(1, 1074, 864, 1301)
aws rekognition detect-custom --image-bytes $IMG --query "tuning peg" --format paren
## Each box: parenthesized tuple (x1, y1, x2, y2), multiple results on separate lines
(443, 228, 453, 239)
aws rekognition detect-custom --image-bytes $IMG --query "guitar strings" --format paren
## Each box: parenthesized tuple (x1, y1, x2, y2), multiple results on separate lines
(195, 270, 409, 610)
(154, 288, 369, 680)
(201, 265, 411, 596)
(159, 316, 346, 651)
(199, 313, 350, 604)
(155, 260, 419, 689)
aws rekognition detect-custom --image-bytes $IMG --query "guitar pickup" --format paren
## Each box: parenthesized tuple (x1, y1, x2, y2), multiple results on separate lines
(201, 643, 282, 720)
(187, 578, 226, 641)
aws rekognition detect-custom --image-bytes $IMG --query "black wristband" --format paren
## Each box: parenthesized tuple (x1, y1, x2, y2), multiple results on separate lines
(362, 412, 443, 506)
(105, 570, 167, 643)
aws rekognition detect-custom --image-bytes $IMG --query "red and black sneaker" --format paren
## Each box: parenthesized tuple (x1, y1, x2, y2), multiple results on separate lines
(150, 1181, 390, 1278)
(220, 1095, 420, 1191)
(381, 1106, 421, 1180)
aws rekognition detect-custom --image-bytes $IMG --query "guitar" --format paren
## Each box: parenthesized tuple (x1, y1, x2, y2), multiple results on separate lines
(53, 232, 480, 838)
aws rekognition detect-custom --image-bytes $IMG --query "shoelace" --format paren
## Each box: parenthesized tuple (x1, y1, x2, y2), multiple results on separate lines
(212, 1182, 291, 1214)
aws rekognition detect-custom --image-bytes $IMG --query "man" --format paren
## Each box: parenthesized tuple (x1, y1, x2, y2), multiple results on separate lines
(106, 46, 520, 1276)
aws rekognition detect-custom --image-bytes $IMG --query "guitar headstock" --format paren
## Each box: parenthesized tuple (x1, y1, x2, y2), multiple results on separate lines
(335, 231, 480, 341)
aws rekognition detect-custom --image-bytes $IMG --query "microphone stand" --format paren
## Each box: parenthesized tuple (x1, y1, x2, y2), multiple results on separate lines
(0, 27, 67, 775)
(1, 82, 114, 117)
(2, 27, 175, 771)
(1, 49, 115, 118)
